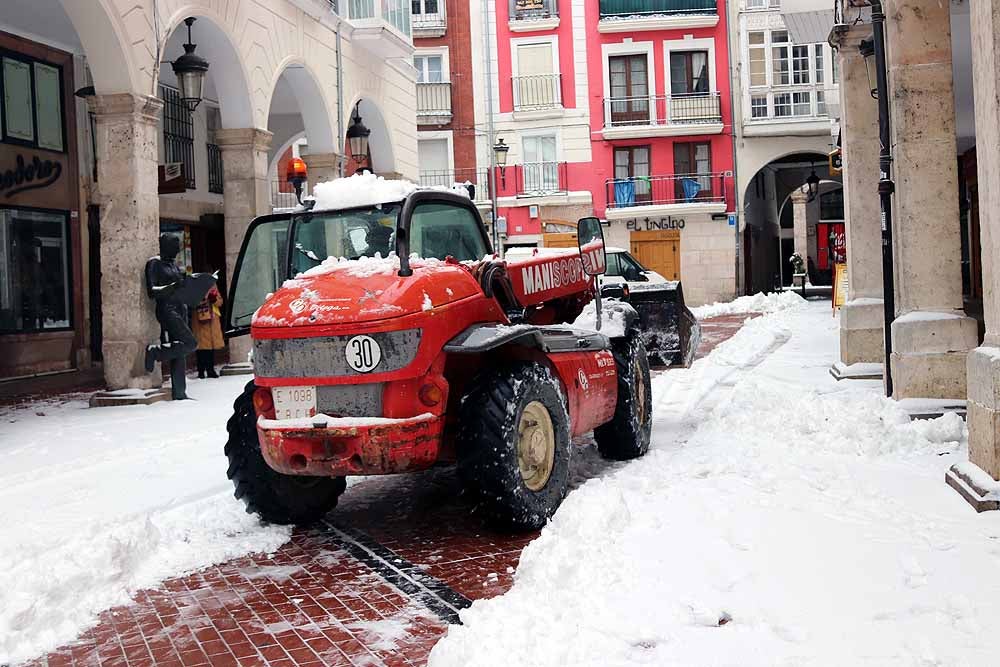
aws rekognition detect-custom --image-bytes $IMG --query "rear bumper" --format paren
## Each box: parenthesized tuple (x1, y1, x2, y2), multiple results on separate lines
(257, 414, 444, 477)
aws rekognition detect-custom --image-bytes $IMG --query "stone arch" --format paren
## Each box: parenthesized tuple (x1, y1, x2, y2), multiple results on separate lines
(268, 59, 338, 156)
(348, 96, 396, 175)
(157, 6, 255, 129)
(59, 0, 138, 94)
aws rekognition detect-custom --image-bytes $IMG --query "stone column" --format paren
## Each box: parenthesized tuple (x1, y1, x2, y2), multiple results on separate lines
(833, 24, 884, 365)
(91, 93, 163, 391)
(302, 152, 341, 191)
(216, 128, 273, 365)
(884, 0, 977, 399)
(791, 189, 809, 266)
(949, 0, 1000, 508)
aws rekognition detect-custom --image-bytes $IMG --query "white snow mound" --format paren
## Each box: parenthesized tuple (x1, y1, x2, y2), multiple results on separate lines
(429, 302, 999, 667)
(691, 291, 807, 319)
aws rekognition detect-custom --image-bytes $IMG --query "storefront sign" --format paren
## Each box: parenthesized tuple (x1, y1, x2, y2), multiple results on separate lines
(515, 0, 545, 10)
(625, 216, 686, 231)
(0, 154, 62, 198)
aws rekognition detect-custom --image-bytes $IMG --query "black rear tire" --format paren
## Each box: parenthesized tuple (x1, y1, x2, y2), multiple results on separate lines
(225, 381, 346, 525)
(594, 333, 652, 460)
(457, 363, 571, 531)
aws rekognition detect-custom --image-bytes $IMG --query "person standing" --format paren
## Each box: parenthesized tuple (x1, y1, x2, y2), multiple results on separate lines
(192, 284, 225, 378)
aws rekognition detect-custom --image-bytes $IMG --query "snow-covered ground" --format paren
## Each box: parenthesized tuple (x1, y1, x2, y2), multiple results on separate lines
(0, 377, 291, 665)
(429, 300, 1000, 666)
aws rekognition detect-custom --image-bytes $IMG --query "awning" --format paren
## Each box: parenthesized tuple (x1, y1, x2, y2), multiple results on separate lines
(779, 0, 836, 44)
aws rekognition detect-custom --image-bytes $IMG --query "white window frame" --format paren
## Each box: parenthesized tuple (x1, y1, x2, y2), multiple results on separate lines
(601, 40, 657, 103)
(511, 36, 562, 111)
(663, 37, 717, 98)
(413, 47, 450, 83)
(416, 130, 455, 176)
(743, 28, 835, 122)
(520, 129, 561, 194)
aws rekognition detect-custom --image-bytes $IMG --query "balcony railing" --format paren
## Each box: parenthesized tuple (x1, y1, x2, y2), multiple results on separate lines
(603, 92, 722, 127)
(418, 168, 493, 201)
(416, 82, 453, 120)
(509, 0, 559, 21)
(516, 161, 567, 197)
(599, 0, 717, 17)
(605, 172, 726, 209)
(207, 143, 224, 194)
(349, 0, 411, 35)
(412, 10, 447, 31)
(513, 74, 563, 112)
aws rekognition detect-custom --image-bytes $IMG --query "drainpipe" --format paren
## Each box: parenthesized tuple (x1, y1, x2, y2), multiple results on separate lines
(870, 0, 896, 397)
(484, 0, 499, 254)
(336, 24, 345, 177)
(724, 0, 741, 298)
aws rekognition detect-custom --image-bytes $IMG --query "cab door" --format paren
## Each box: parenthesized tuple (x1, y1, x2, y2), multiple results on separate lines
(224, 215, 291, 337)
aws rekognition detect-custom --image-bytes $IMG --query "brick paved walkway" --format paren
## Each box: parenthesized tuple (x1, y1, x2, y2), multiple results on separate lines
(26, 314, 748, 667)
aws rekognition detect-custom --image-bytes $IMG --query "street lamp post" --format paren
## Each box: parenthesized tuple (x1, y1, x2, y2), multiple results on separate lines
(346, 105, 371, 172)
(489, 138, 510, 252)
(171, 18, 210, 113)
(860, 4, 897, 398)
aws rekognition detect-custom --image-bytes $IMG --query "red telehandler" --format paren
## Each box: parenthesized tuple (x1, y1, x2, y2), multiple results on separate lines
(223, 178, 651, 530)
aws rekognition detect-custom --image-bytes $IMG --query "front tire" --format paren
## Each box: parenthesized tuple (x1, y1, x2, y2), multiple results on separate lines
(225, 382, 346, 525)
(457, 364, 571, 531)
(594, 333, 653, 460)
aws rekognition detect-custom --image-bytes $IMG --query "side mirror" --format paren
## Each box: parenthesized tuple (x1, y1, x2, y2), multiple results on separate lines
(577, 216, 606, 276)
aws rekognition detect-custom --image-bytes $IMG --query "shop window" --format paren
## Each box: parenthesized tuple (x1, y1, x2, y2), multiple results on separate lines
(160, 85, 195, 189)
(669, 51, 710, 96)
(0, 208, 71, 332)
(1, 55, 65, 152)
(820, 188, 844, 220)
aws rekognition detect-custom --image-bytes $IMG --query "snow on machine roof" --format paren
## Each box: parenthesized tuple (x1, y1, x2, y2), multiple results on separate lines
(303, 172, 472, 213)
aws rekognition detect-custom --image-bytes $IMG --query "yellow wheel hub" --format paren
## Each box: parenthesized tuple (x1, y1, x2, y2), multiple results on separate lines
(517, 401, 556, 491)
(634, 355, 648, 426)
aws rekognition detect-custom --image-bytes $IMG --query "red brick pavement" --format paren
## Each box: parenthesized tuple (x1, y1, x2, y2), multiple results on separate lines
(26, 314, 749, 667)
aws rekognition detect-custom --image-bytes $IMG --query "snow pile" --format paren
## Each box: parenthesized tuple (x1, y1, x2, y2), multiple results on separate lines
(311, 172, 418, 211)
(310, 172, 470, 212)
(571, 299, 630, 338)
(691, 291, 807, 319)
(429, 303, 1000, 667)
(0, 377, 293, 664)
(294, 253, 447, 280)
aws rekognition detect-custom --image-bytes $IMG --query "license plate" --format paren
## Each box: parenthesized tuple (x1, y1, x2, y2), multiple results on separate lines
(271, 385, 317, 420)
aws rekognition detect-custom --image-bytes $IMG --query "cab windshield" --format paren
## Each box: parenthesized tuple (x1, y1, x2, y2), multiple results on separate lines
(291, 201, 489, 275)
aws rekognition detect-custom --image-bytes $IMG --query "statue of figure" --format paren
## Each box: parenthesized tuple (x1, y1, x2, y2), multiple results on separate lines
(143, 234, 212, 400)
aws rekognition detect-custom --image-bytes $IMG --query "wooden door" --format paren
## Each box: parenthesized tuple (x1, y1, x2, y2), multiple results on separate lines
(630, 230, 680, 281)
(542, 232, 578, 248)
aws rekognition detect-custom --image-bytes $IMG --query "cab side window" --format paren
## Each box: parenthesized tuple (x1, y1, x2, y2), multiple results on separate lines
(410, 202, 489, 262)
(604, 252, 624, 277)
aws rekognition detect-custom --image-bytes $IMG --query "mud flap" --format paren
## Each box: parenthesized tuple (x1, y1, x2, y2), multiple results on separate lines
(626, 282, 701, 368)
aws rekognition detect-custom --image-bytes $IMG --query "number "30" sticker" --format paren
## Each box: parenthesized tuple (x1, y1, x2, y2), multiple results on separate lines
(345, 335, 382, 373)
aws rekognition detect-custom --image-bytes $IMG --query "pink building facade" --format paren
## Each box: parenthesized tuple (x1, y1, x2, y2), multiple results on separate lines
(486, 0, 738, 305)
